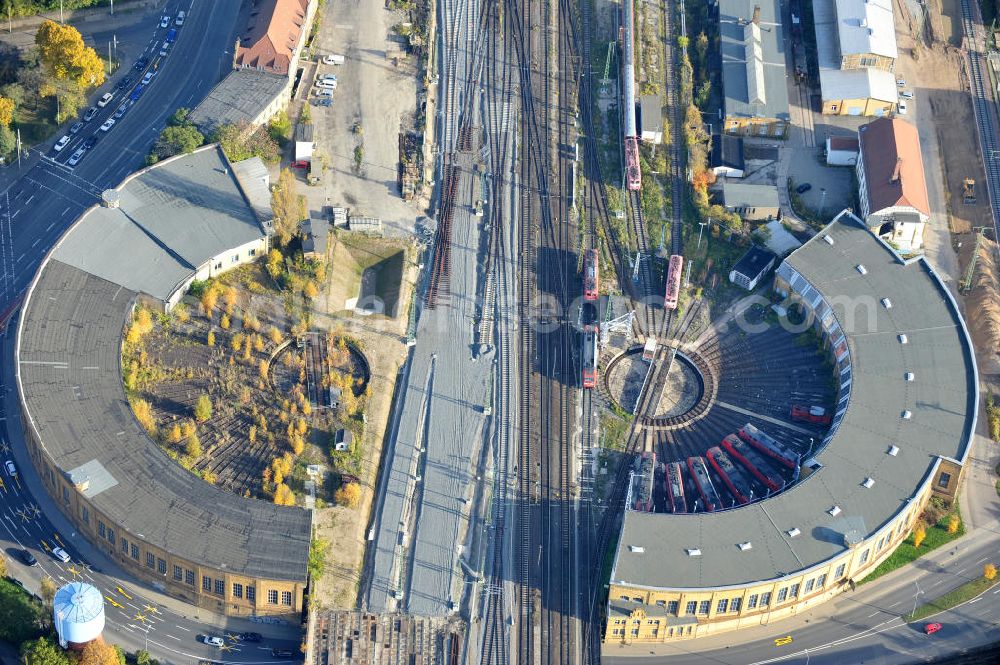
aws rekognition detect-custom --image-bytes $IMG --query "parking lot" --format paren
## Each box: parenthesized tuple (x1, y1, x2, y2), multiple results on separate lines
(300, 2, 424, 236)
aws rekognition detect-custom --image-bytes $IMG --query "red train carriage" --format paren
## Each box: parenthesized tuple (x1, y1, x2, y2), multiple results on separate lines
(721, 434, 784, 492)
(687, 456, 721, 512)
(706, 446, 755, 505)
(791, 404, 832, 425)
(737, 423, 800, 470)
(584, 248, 599, 301)
(665, 461, 687, 513)
(664, 254, 683, 310)
(582, 327, 598, 389)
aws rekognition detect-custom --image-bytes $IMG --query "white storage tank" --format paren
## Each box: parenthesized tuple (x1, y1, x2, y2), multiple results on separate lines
(53, 582, 105, 648)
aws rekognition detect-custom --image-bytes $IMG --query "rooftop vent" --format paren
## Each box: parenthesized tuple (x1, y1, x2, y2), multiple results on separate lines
(905, 372, 914, 381)
(786, 527, 801, 538)
(902, 410, 912, 419)
(898, 334, 908, 344)
(828, 505, 842, 517)
(888, 445, 900, 456)
(862, 477, 875, 489)
(737, 542, 753, 551)
(881, 298, 892, 309)
(856, 264, 868, 275)
(823, 235, 834, 245)
(628, 545, 645, 553)
(686, 548, 702, 557)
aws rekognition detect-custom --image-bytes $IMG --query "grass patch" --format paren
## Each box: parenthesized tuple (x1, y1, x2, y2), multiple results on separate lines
(600, 412, 629, 451)
(860, 508, 965, 586)
(905, 576, 1000, 622)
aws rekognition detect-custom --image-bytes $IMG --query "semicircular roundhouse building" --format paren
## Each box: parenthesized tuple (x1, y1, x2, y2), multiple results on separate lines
(15, 146, 311, 617)
(604, 210, 977, 645)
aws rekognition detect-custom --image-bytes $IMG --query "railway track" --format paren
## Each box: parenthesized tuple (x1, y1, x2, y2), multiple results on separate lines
(959, 0, 1000, 237)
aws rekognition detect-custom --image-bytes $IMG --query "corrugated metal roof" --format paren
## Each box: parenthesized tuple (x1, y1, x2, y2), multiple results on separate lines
(835, 0, 897, 59)
(720, 0, 790, 122)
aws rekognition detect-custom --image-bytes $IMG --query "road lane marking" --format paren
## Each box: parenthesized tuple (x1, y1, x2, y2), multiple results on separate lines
(31, 238, 39, 247)
(174, 625, 191, 631)
(970, 597, 982, 604)
(956, 567, 968, 575)
(45, 222, 54, 232)
(165, 634, 180, 641)
(976, 556, 989, 563)
(866, 611, 880, 618)
(887, 601, 900, 608)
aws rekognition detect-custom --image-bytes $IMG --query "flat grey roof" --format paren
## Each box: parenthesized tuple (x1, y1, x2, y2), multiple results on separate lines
(52, 146, 266, 302)
(719, 0, 790, 123)
(721, 182, 780, 209)
(231, 156, 274, 225)
(17, 260, 311, 581)
(611, 212, 977, 589)
(188, 69, 287, 135)
(835, 0, 897, 59)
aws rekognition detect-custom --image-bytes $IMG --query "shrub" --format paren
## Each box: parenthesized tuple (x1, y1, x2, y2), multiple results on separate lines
(947, 514, 961, 534)
(335, 482, 361, 508)
(986, 563, 997, 581)
(167, 424, 182, 444)
(194, 394, 212, 422)
(913, 526, 926, 548)
(131, 399, 156, 434)
(186, 432, 202, 458)
(274, 483, 295, 506)
(220, 314, 231, 330)
(207, 331, 215, 347)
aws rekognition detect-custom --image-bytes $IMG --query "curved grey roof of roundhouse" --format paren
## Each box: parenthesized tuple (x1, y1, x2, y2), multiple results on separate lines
(611, 212, 977, 590)
(16, 151, 310, 583)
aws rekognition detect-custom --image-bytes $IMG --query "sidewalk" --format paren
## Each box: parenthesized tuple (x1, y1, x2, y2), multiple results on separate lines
(0, 326, 301, 641)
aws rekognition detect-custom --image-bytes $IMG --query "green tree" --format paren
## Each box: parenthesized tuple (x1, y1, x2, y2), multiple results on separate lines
(308, 535, 328, 582)
(213, 121, 280, 163)
(21, 637, 71, 665)
(270, 168, 306, 245)
(194, 394, 212, 422)
(268, 109, 292, 144)
(0, 125, 15, 159)
(168, 107, 191, 126)
(135, 650, 159, 665)
(154, 125, 204, 158)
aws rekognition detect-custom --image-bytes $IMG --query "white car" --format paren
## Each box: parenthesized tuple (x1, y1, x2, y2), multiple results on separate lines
(896, 77, 905, 87)
(53, 135, 71, 152)
(900, 90, 913, 99)
(97, 92, 115, 107)
(4, 460, 15, 476)
(83, 106, 98, 121)
(175, 10, 185, 25)
(141, 71, 154, 85)
(317, 73, 337, 82)
(315, 89, 334, 98)
(160, 15, 170, 28)
(51, 547, 71, 563)
(100, 118, 116, 132)
(315, 80, 337, 90)
(897, 101, 908, 115)
(200, 636, 224, 647)
(68, 148, 86, 166)
(322, 54, 345, 65)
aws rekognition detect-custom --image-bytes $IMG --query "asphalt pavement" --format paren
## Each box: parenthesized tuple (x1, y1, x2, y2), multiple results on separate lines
(0, 2, 307, 663)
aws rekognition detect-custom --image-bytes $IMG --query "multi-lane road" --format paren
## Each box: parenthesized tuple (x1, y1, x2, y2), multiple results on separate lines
(0, 2, 304, 663)
(0, 0, 239, 307)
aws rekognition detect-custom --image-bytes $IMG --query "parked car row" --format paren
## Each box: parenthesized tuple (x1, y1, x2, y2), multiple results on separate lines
(50, 8, 180, 165)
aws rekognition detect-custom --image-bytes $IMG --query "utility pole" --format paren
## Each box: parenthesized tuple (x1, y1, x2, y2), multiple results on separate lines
(16, 128, 21, 169)
(697, 219, 709, 250)
(108, 42, 112, 74)
(60, 0, 63, 24)
(110, 0, 114, 16)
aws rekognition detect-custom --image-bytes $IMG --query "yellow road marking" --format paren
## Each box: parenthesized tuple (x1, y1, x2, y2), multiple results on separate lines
(774, 636, 793, 647)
